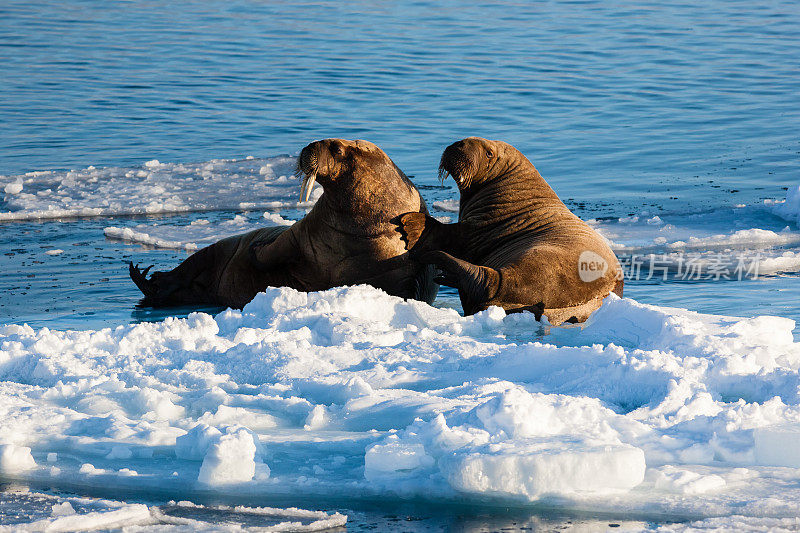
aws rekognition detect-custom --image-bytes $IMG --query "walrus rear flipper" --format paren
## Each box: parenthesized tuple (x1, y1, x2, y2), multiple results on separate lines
(129, 263, 157, 298)
(419, 251, 500, 316)
(128, 242, 220, 306)
(129, 261, 199, 306)
(413, 263, 439, 305)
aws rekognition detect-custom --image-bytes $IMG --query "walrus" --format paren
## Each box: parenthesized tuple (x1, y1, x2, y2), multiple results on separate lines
(398, 137, 622, 325)
(129, 139, 438, 308)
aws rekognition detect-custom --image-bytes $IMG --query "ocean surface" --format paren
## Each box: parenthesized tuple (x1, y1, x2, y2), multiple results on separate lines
(2, 0, 800, 531)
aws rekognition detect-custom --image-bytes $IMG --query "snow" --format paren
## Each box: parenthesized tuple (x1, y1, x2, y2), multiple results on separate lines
(197, 426, 262, 485)
(0, 156, 308, 221)
(0, 444, 36, 473)
(1, 284, 800, 524)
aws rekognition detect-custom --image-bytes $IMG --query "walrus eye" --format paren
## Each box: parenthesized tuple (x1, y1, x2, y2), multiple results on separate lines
(485, 150, 493, 159)
(330, 143, 344, 158)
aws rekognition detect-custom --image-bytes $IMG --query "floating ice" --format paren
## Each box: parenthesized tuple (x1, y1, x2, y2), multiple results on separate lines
(4, 172, 800, 525)
(651, 465, 726, 495)
(432, 199, 459, 212)
(3, 180, 22, 195)
(771, 185, 800, 226)
(0, 490, 346, 531)
(104, 213, 295, 251)
(0, 156, 305, 221)
(445, 441, 646, 499)
(197, 426, 260, 485)
(583, 194, 800, 277)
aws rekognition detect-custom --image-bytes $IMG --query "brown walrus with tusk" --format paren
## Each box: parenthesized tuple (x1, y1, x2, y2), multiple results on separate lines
(129, 139, 438, 308)
(398, 137, 622, 325)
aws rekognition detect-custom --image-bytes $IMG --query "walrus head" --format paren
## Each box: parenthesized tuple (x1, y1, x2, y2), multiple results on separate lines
(296, 138, 390, 202)
(439, 137, 522, 191)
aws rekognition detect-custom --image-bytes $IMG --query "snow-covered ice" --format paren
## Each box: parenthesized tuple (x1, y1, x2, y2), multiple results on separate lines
(0, 157, 308, 221)
(0, 444, 36, 474)
(585, 189, 800, 277)
(1, 284, 800, 524)
(770, 184, 800, 227)
(104, 213, 295, 251)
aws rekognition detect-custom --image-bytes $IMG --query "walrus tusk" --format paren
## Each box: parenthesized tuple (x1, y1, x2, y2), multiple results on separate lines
(300, 172, 317, 202)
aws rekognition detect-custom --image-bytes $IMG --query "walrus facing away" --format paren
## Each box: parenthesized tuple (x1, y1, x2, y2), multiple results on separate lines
(398, 137, 622, 325)
(130, 139, 438, 308)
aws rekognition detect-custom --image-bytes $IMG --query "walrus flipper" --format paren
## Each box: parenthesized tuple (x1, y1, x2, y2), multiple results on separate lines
(397, 212, 457, 256)
(413, 262, 439, 305)
(129, 263, 156, 298)
(129, 262, 189, 305)
(419, 251, 500, 315)
(248, 228, 295, 273)
(128, 241, 221, 306)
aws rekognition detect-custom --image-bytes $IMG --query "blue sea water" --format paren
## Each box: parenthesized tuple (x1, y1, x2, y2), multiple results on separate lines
(1, 0, 800, 528)
(2, 0, 798, 204)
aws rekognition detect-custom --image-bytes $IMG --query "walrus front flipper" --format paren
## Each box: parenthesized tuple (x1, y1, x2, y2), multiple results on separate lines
(248, 228, 296, 273)
(397, 212, 458, 256)
(419, 251, 500, 315)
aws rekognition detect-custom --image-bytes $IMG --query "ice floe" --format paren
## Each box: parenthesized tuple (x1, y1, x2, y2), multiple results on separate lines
(0, 488, 346, 531)
(104, 213, 295, 251)
(583, 188, 800, 278)
(0, 157, 307, 221)
(770, 184, 800, 227)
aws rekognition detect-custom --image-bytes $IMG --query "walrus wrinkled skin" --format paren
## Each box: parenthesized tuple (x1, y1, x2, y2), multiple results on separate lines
(130, 139, 438, 308)
(398, 137, 622, 325)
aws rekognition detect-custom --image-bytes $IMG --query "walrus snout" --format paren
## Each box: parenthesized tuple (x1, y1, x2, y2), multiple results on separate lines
(297, 143, 323, 202)
(297, 143, 319, 177)
(439, 140, 478, 188)
(297, 139, 356, 201)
